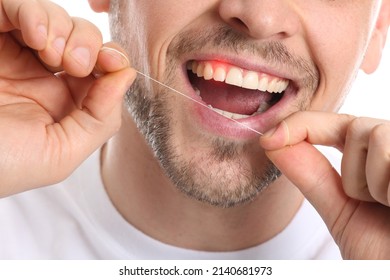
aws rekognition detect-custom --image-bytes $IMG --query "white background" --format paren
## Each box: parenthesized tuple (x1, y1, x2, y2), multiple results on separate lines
(53, 0, 390, 120)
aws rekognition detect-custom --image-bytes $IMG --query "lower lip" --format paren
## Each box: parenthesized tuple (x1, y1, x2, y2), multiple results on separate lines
(183, 74, 296, 140)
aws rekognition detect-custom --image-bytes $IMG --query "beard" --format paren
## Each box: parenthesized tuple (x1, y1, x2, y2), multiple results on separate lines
(122, 25, 317, 208)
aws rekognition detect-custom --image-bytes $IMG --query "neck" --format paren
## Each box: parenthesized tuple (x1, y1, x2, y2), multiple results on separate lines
(101, 114, 304, 251)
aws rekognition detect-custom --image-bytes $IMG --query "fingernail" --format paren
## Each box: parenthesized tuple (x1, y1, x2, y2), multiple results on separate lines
(52, 37, 66, 56)
(100, 47, 130, 67)
(37, 24, 47, 40)
(263, 125, 279, 138)
(70, 47, 91, 69)
(262, 121, 290, 147)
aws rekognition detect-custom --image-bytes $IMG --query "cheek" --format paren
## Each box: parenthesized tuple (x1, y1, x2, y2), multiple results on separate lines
(140, 1, 217, 78)
(305, 15, 371, 111)
(141, 6, 192, 77)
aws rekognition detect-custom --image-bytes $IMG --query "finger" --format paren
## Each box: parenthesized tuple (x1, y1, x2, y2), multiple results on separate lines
(259, 111, 356, 151)
(61, 17, 103, 77)
(342, 117, 382, 202)
(259, 111, 357, 229)
(4, 1, 103, 75)
(2, 0, 75, 70)
(81, 69, 135, 123)
(88, 0, 110, 13)
(366, 123, 390, 206)
(265, 140, 348, 229)
(55, 67, 136, 165)
(62, 45, 131, 109)
(259, 112, 381, 203)
(36, 0, 74, 68)
(93, 42, 130, 76)
(1, 0, 48, 49)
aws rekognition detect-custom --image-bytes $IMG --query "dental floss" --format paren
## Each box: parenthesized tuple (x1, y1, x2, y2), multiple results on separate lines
(135, 70, 264, 136)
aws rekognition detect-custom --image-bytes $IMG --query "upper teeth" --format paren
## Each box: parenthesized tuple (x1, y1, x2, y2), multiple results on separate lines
(188, 61, 289, 93)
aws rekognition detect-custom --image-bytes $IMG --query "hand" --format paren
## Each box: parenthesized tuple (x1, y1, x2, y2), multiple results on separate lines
(0, 0, 136, 195)
(260, 111, 390, 259)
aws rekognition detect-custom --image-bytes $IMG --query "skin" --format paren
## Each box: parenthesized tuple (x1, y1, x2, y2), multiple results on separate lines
(0, 0, 389, 259)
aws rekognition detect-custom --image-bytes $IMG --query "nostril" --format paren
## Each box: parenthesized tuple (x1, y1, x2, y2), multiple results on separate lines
(230, 17, 250, 34)
(232, 17, 245, 27)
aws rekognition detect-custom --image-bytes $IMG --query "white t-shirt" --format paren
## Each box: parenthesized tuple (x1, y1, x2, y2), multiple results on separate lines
(0, 148, 342, 260)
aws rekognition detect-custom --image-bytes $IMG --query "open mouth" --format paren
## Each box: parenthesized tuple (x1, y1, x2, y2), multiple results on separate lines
(187, 60, 290, 120)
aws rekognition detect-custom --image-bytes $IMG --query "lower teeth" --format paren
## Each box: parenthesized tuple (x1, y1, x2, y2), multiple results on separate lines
(257, 102, 271, 113)
(212, 108, 249, 120)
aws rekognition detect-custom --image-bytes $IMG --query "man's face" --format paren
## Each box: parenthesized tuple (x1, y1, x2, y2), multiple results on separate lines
(110, 0, 381, 207)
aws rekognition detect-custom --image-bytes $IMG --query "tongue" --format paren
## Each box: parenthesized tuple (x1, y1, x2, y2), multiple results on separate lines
(195, 77, 273, 115)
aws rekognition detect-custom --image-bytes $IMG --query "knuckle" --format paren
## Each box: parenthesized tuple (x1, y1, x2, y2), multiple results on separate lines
(370, 123, 390, 146)
(72, 17, 102, 41)
(347, 117, 366, 138)
(344, 182, 369, 201)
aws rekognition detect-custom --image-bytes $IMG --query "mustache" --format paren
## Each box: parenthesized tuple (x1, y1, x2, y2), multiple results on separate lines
(167, 25, 319, 91)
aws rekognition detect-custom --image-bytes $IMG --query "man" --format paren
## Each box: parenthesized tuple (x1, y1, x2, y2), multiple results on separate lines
(0, 0, 389, 259)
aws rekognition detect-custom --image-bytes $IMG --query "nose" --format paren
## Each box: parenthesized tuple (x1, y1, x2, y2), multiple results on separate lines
(218, 0, 301, 40)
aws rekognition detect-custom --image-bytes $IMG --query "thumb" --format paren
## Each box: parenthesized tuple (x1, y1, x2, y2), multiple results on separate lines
(259, 118, 351, 230)
(265, 141, 348, 228)
(54, 66, 136, 168)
